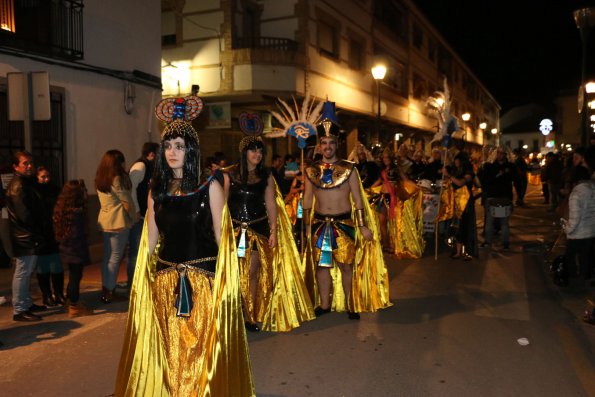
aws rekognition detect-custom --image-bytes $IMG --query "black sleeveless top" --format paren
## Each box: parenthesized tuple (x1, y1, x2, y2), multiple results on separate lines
(228, 168, 270, 237)
(154, 172, 223, 273)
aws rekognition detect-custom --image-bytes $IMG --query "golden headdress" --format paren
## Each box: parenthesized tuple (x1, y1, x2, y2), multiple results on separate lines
(155, 95, 203, 142)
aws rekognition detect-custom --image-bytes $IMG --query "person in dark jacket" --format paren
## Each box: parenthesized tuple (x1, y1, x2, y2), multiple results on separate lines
(7, 151, 49, 321)
(482, 147, 515, 250)
(53, 179, 93, 317)
(512, 148, 528, 206)
(542, 152, 563, 211)
(35, 166, 65, 307)
(127, 142, 159, 288)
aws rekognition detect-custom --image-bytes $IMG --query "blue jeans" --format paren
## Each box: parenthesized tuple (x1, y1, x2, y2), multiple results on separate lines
(484, 198, 510, 246)
(127, 219, 143, 286)
(12, 255, 38, 313)
(102, 230, 129, 290)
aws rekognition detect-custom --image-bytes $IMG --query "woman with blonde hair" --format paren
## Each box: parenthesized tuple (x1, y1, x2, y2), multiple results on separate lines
(95, 150, 136, 303)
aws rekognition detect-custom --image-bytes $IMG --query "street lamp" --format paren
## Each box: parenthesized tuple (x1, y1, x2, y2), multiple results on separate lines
(461, 112, 471, 142)
(490, 127, 498, 145)
(371, 64, 387, 145)
(573, 7, 595, 147)
(479, 122, 487, 130)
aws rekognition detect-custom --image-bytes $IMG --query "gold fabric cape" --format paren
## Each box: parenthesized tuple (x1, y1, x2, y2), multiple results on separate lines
(302, 168, 392, 313)
(436, 183, 470, 222)
(238, 184, 315, 332)
(114, 205, 255, 397)
(389, 181, 425, 259)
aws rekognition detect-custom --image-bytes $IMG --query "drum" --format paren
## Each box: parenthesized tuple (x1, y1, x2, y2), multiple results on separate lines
(490, 199, 512, 218)
(417, 179, 433, 193)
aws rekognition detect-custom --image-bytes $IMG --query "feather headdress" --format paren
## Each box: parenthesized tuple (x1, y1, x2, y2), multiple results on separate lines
(267, 93, 324, 149)
(426, 78, 459, 146)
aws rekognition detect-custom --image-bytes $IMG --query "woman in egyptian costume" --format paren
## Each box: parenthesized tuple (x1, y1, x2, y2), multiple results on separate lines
(228, 135, 314, 332)
(115, 97, 254, 397)
(370, 147, 425, 259)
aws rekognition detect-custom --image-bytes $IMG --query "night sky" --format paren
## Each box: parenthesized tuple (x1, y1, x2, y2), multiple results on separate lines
(414, 0, 595, 113)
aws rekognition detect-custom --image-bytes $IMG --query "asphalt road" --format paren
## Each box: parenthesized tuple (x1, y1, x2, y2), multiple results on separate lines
(0, 185, 593, 397)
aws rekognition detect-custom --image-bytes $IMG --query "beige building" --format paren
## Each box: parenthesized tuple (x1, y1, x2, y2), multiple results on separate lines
(161, 0, 500, 161)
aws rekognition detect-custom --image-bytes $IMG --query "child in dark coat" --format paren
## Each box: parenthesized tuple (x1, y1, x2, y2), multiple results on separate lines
(53, 179, 93, 317)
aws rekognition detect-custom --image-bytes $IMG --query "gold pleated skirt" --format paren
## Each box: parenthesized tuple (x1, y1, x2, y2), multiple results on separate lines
(312, 218, 356, 266)
(153, 266, 215, 397)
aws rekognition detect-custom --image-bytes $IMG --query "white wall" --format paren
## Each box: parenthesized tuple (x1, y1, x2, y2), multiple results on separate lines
(0, 1, 162, 193)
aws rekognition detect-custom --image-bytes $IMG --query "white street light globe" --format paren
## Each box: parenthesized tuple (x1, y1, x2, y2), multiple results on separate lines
(491, 128, 498, 135)
(479, 122, 487, 129)
(371, 65, 387, 80)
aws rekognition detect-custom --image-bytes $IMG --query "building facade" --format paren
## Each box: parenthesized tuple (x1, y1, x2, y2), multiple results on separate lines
(0, 0, 162, 189)
(161, 0, 500, 161)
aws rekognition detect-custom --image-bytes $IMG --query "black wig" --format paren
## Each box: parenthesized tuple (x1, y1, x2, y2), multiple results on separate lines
(151, 120, 201, 205)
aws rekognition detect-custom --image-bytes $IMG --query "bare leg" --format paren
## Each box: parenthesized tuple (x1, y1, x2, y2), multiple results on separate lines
(338, 261, 359, 320)
(316, 267, 331, 310)
(337, 262, 353, 306)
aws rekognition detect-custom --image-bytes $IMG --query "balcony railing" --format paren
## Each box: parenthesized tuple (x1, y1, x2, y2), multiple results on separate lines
(0, 0, 84, 61)
(234, 36, 298, 51)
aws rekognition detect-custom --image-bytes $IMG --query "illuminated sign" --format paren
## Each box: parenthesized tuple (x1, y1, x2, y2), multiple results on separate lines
(545, 140, 555, 148)
(539, 119, 553, 136)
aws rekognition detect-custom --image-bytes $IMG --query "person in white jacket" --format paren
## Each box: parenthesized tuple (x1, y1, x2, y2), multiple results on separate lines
(561, 166, 595, 282)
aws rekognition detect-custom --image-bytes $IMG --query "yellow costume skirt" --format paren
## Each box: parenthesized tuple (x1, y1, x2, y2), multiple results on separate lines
(153, 266, 215, 397)
(235, 227, 273, 325)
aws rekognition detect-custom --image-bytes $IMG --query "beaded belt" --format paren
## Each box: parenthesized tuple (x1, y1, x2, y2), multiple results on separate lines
(232, 215, 268, 258)
(156, 256, 216, 318)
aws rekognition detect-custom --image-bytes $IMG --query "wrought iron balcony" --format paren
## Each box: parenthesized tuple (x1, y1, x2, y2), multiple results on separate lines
(234, 36, 298, 52)
(0, 0, 84, 61)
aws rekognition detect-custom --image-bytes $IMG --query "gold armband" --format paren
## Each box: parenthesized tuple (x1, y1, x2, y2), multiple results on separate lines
(355, 208, 365, 227)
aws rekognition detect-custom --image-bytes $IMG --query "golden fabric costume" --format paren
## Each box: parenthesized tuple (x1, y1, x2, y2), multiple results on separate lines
(230, 177, 314, 332)
(436, 182, 470, 222)
(368, 180, 425, 259)
(114, 206, 255, 397)
(303, 162, 392, 313)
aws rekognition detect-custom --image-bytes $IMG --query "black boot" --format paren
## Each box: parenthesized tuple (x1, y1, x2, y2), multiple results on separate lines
(37, 273, 56, 307)
(51, 272, 65, 306)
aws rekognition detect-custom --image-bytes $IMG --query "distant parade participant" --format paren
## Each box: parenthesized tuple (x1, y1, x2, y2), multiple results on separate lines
(348, 142, 380, 189)
(227, 135, 314, 332)
(371, 147, 401, 250)
(443, 152, 477, 259)
(303, 127, 391, 320)
(116, 96, 254, 397)
(424, 148, 443, 182)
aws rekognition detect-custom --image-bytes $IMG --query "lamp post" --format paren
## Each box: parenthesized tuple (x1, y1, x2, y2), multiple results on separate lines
(491, 128, 498, 146)
(573, 7, 595, 147)
(371, 64, 387, 146)
(461, 112, 471, 143)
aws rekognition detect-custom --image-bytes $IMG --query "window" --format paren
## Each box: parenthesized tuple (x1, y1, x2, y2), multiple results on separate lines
(318, 19, 339, 59)
(412, 23, 423, 50)
(0, 0, 15, 32)
(0, 0, 83, 61)
(348, 37, 364, 70)
(161, 10, 177, 47)
(374, 46, 407, 98)
(373, 0, 408, 43)
(412, 73, 427, 99)
(428, 38, 436, 62)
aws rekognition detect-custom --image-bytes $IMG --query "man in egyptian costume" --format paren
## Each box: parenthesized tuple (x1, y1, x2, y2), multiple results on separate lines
(114, 97, 254, 397)
(302, 101, 392, 319)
